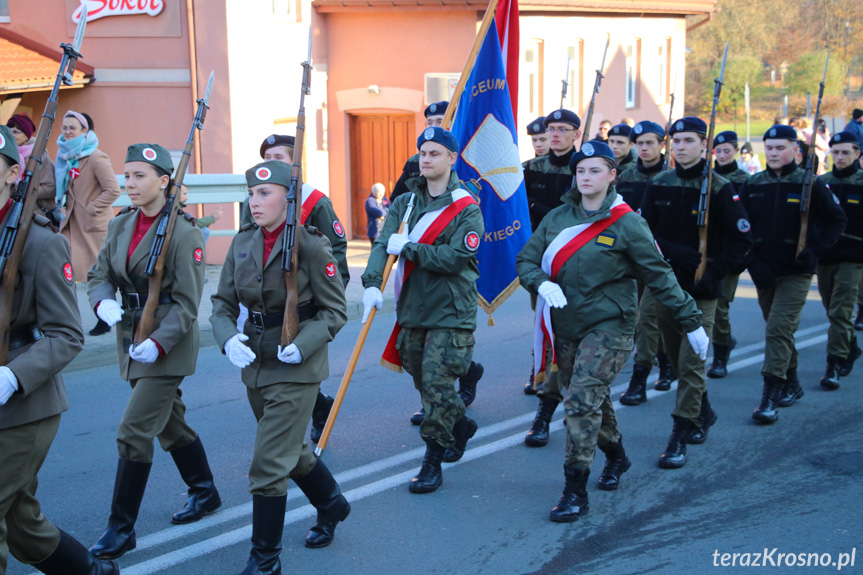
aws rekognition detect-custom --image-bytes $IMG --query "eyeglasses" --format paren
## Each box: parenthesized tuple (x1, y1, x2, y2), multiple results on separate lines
(546, 127, 576, 134)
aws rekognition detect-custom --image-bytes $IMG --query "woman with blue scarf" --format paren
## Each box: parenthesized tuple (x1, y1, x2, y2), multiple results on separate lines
(55, 111, 121, 336)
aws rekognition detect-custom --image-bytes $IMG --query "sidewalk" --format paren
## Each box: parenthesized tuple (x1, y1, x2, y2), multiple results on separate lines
(68, 240, 393, 372)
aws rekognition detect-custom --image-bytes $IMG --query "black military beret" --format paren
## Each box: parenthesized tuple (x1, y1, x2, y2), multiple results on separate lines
(630, 121, 665, 142)
(417, 126, 459, 153)
(713, 130, 738, 148)
(125, 143, 174, 176)
(569, 140, 616, 171)
(544, 109, 581, 129)
(526, 117, 546, 135)
(259, 134, 295, 159)
(0, 125, 19, 167)
(246, 160, 293, 189)
(424, 101, 449, 118)
(830, 131, 860, 147)
(608, 124, 632, 138)
(763, 125, 797, 142)
(669, 116, 707, 136)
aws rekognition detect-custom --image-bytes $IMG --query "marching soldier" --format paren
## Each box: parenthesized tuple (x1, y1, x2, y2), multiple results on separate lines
(258, 134, 349, 443)
(641, 117, 753, 468)
(708, 131, 750, 378)
(740, 125, 846, 424)
(362, 127, 484, 493)
(607, 123, 635, 174)
(521, 109, 580, 403)
(88, 144, 221, 559)
(617, 121, 676, 405)
(0, 126, 118, 575)
(517, 140, 706, 522)
(815, 131, 863, 389)
(211, 161, 350, 573)
(525, 116, 549, 159)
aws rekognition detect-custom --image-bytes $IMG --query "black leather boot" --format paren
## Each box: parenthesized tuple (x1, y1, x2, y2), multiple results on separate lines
(239, 494, 286, 575)
(654, 353, 677, 391)
(33, 529, 119, 575)
(778, 367, 805, 407)
(409, 441, 446, 494)
(686, 392, 718, 444)
(707, 336, 736, 379)
(310, 392, 334, 443)
(619, 362, 650, 405)
(752, 374, 783, 424)
(596, 442, 631, 491)
(89, 319, 111, 336)
(524, 397, 558, 447)
(457, 361, 484, 407)
(838, 336, 861, 377)
(549, 467, 589, 523)
(90, 459, 151, 559)
(170, 435, 222, 524)
(443, 415, 478, 463)
(409, 407, 425, 426)
(855, 306, 863, 330)
(658, 416, 690, 469)
(820, 355, 842, 390)
(293, 458, 351, 548)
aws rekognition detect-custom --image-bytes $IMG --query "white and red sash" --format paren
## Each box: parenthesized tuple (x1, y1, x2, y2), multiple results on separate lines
(381, 189, 477, 371)
(534, 196, 632, 381)
(300, 182, 326, 225)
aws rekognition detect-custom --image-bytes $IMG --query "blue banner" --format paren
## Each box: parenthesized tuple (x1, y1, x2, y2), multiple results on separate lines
(451, 20, 531, 315)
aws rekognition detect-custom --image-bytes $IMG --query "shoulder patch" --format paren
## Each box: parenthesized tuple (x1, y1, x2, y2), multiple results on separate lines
(736, 218, 751, 233)
(325, 261, 337, 280)
(332, 220, 345, 238)
(193, 247, 204, 264)
(63, 262, 74, 283)
(464, 231, 480, 251)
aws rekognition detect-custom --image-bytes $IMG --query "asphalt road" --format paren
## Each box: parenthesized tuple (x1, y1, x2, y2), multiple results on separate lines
(7, 276, 862, 575)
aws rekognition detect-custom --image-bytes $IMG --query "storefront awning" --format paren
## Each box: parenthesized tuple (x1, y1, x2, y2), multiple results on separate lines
(0, 27, 94, 94)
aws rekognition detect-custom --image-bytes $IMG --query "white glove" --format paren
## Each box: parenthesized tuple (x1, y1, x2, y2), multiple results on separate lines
(129, 339, 159, 364)
(362, 286, 384, 324)
(538, 281, 567, 309)
(225, 333, 256, 368)
(386, 232, 410, 256)
(0, 366, 18, 406)
(96, 299, 124, 326)
(277, 343, 303, 364)
(687, 327, 710, 361)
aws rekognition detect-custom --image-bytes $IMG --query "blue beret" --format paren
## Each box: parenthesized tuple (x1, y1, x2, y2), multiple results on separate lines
(569, 140, 616, 171)
(830, 131, 860, 146)
(424, 101, 448, 118)
(630, 121, 665, 142)
(713, 130, 738, 148)
(260, 134, 295, 159)
(246, 160, 293, 189)
(0, 125, 19, 167)
(669, 116, 707, 136)
(763, 125, 797, 142)
(608, 124, 632, 138)
(544, 109, 581, 129)
(526, 116, 546, 135)
(417, 126, 459, 153)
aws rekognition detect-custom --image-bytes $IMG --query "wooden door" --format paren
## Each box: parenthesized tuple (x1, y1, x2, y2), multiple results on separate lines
(349, 113, 415, 239)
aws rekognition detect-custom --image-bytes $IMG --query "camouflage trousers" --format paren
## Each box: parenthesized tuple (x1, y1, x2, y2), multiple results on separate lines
(556, 331, 633, 472)
(398, 327, 474, 449)
(657, 298, 716, 425)
(817, 262, 862, 358)
(634, 282, 664, 365)
(756, 274, 812, 379)
(713, 274, 740, 346)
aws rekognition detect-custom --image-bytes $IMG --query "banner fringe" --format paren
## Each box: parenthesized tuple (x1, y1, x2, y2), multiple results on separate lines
(380, 358, 404, 373)
(478, 277, 522, 318)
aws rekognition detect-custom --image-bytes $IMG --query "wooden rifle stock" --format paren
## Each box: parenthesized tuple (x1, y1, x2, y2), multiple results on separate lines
(796, 51, 829, 258)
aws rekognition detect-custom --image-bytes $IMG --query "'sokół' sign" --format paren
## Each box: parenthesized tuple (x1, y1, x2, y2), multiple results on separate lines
(72, 0, 165, 23)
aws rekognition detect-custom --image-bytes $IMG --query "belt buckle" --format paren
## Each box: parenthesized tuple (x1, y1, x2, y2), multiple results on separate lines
(127, 293, 142, 309)
(251, 311, 265, 330)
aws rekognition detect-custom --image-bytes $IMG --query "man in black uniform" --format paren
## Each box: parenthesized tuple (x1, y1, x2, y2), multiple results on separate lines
(740, 124, 846, 424)
(641, 117, 753, 468)
(391, 101, 448, 202)
(525, 116, 548, 159)
(815, 131, 863, 389)
(607, 123, 635, 174)
(707, 131, 750, 378)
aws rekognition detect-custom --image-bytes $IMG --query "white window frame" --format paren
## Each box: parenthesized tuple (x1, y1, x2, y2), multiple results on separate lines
(566, 43, 581, 110)
(0, 0, 10, 23)
(625, 40, 639, 109)
(424, 73, 460, 105)
(521, 39, 543, 116)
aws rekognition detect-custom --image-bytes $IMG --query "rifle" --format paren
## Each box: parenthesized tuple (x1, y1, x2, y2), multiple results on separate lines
(796, 51, 829, 257)
(663, 69, 678, 171)
(559, 50, 572, 110)
(580, 33, 610, 148)
(133, 71, 214, 346)
(0, 12, 88, 365)
(315, 194, 417, 457)
(280, 32, 313, 347)
(694, 42, 729, 282)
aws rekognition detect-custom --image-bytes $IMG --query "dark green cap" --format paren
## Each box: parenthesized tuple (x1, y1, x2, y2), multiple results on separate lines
(125, 143, 174, 176)
(245, 160, 293, 189)
(0, 125, 19, 167)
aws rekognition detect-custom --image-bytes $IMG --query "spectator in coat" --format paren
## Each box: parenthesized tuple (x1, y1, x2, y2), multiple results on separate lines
(365, 182, 390, 245)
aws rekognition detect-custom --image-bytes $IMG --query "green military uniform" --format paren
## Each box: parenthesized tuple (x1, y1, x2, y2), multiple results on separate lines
(362, 170, 484, 449)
